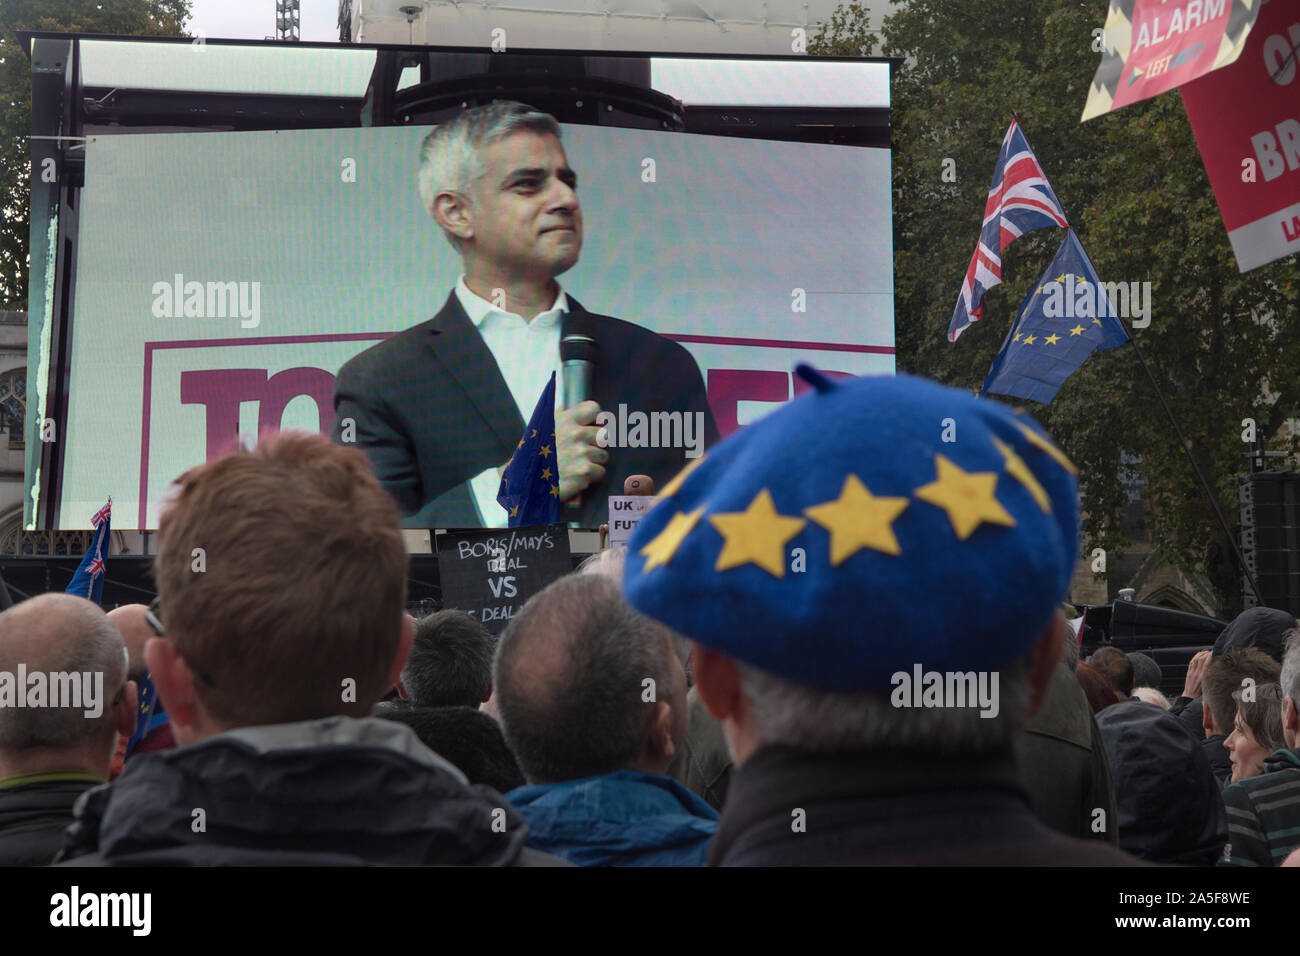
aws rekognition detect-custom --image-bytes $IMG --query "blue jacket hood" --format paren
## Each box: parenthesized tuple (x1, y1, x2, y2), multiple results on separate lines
(508, 770, 717, 866)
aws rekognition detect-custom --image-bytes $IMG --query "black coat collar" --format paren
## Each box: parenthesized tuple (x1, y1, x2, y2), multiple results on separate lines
(708, 744, 1030, 866)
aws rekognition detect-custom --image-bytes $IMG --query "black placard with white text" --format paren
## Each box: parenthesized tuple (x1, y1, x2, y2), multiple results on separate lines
(433, 524, 572, 634)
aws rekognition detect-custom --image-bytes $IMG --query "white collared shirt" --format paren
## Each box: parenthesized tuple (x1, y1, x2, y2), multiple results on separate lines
(456, 276, 567, 527)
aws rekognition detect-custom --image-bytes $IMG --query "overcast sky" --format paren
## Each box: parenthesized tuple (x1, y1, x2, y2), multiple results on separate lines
(189, 0, 341, 43)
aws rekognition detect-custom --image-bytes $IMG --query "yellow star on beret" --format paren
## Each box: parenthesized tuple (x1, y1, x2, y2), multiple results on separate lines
(1014, 421, 1077, 474)
(659, 456, 706, 499)
(914, 454, 1016, 540)
(804, 474, 909, 564)
(640, 507, 704, 571)
(991, 438, 1050, 513)
(710, 489, 806, 578)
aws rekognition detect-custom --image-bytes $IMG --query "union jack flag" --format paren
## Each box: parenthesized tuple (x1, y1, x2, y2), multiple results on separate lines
(67, 497, 111, 604)
(948, 119, 1068, 342)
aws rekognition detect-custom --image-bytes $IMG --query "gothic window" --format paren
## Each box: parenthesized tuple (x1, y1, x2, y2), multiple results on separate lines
(0, 367, 25, 447)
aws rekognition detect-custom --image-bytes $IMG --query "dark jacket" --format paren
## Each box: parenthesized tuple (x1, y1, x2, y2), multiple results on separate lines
(1221, 748, 1300, 867)
(507, 770, 717, 866)
(665, 686, 733, 812)
(1014, 657, 1118, 843)
(374, 704, 525, 793)
(1095, 698, 1226, 865)
(57, 716, 565, 866)
(707, 745, 1144, 866)
(1203, 733, 1232, 790)
(1169, 694, 1209, 740)
(0, 772, 104, 866)
(1212, 607, 1296, 661)
(333, 291, 718, 528)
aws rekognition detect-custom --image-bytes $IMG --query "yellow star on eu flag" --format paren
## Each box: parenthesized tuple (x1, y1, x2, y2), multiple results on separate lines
(710, 489, 806, 577)
(1013, 332, 1023, 343)
(1022, 334, 1037, 345)
(540, 467, 552, 481)
(1044, 333, 1061, 345)
(1069, 325, 1085, 336)
(549, 484, 559, 498)
(804, 474, 909, 564)
(914, 454, 1016, 540)
(539, 444, 552, 459)
(640, 507, 704, 571)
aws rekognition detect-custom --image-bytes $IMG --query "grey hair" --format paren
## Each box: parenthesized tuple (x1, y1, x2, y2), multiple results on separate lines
(417, 100, 562, 252)
(735, 649, 1036, 754)
(494, 573, 678, 784)
(578, 546, 690, 677)
(577, 546, 626, 581)
(1060, 629, 1080, 671)
(0, 598, 127, 751)
(1280, 628, 1300, 717)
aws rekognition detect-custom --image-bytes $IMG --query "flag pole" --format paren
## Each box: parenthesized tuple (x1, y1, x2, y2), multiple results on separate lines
(1007, 115, 1264, 608)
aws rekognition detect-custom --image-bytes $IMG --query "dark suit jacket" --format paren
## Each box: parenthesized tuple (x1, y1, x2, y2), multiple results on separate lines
(332, 291, 718, 528)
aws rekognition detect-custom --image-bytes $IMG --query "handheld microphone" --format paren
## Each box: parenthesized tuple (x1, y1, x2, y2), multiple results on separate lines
(560, 333, 600, 512)
(560, 333, 599, 409)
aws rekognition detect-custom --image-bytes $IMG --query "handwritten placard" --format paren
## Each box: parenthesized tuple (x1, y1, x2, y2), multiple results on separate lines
(434, 523, 571, 634)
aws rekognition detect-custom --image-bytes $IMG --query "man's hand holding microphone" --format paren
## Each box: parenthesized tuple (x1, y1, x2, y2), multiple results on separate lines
(558, 332, 606, 506)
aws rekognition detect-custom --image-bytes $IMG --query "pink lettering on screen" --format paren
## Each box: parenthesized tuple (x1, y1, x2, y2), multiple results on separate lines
(180, 367, 336, 462)
(707, 369, 789, 437)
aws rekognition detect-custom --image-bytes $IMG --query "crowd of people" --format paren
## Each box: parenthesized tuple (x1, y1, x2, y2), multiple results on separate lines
(1, 369, 1299, 866)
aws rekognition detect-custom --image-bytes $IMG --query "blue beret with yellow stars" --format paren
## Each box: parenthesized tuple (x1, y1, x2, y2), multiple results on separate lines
(622, 366, 1079, 691)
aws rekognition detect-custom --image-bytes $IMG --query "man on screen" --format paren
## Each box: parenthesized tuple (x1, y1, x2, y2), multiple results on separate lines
(332, 100, 717, 528)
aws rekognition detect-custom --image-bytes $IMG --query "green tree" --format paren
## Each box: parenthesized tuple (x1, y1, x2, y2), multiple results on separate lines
(0, 0, 192, 308)
(813, 0, 1300, 615)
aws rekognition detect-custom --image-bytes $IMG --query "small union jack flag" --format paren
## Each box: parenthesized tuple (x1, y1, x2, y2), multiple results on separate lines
(67, 497, 111, 604)
(948, 119, 1069, 343)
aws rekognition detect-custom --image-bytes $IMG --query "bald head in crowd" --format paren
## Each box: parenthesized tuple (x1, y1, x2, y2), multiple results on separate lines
(107, 604, 153, 680)
(494, 573, 688, 784)
(0, 594, 137, 780)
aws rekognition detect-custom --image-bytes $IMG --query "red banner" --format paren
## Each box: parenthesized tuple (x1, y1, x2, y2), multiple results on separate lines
(1181, 0, 1300, 271)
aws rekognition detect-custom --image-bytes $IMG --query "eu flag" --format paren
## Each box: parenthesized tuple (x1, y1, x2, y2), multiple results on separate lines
(67, 498, 111, 604)
(982, 229, 1129, 404)
(497, 373, 561, 527)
